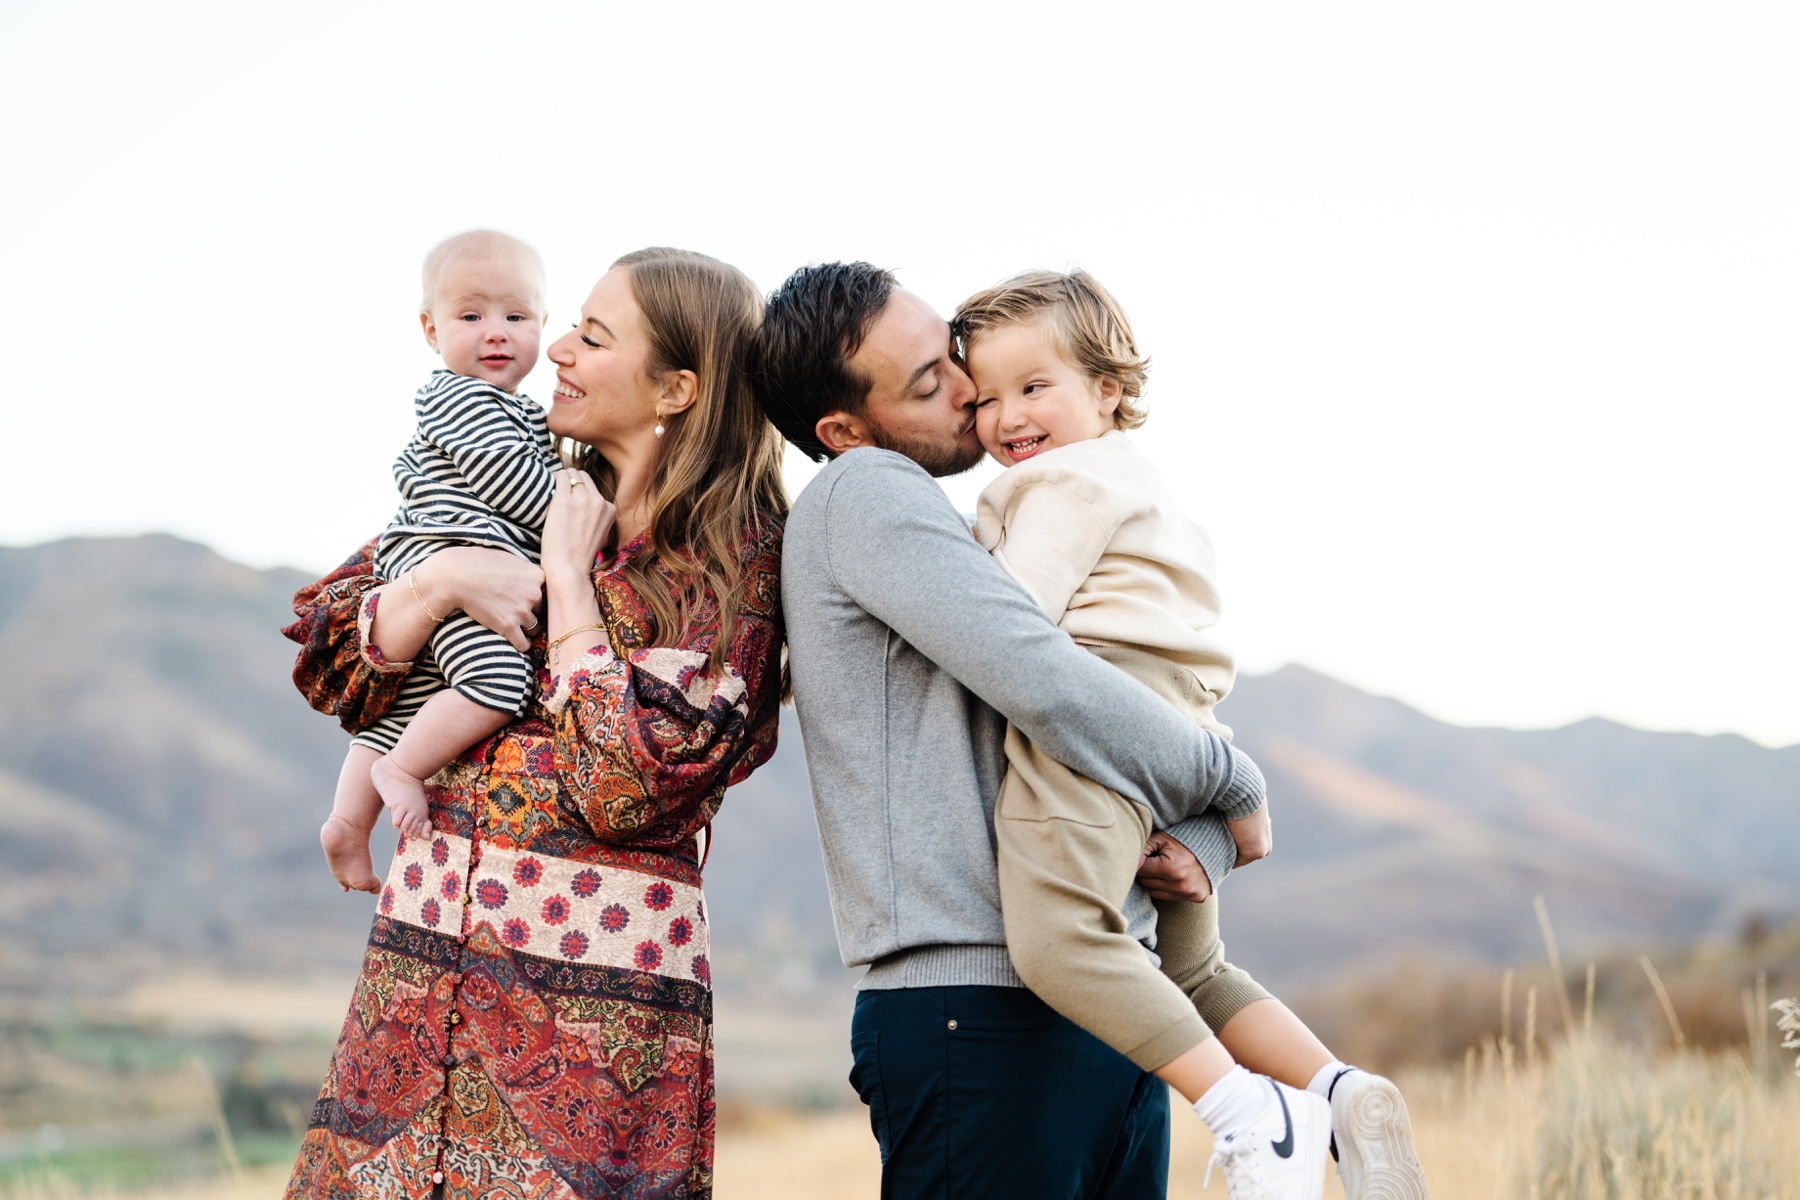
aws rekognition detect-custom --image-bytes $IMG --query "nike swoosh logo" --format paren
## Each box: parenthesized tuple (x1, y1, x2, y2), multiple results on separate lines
(1270, 1082, 1295, 1159)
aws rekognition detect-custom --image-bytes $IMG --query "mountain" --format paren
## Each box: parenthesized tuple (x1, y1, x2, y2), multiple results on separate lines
(0, 536, 381, 993)
(1217, 668, 1800, 988)
(0, 535, 1795, 1007)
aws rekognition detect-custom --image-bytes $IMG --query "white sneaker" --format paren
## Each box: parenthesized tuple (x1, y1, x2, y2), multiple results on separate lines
(1327, 1070, 1429, 1200)
(1205, 1078, 1330, 1199)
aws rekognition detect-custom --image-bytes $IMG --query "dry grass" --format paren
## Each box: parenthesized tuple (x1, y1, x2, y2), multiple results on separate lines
(0, 1165, 289, 1200)
(1409, 1039, 1799, 1199)
(1288, 922, 1800, 1075)
(6, 1014, 1797, 1197)
(713, 1033, 1800, 1200)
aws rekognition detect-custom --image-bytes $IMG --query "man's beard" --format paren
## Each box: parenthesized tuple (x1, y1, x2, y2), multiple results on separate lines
(869, 421, 985, 478)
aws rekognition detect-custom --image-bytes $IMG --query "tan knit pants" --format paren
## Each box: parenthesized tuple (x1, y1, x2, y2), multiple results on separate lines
(995, 644, 1270, 1071)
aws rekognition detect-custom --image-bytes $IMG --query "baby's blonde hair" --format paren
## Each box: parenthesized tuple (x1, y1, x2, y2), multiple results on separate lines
(420, 229, 547, 315)
(952, 269, 1150, 430)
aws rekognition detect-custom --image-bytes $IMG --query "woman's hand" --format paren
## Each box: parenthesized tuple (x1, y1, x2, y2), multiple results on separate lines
(542, 470, 617, 588)
(416, 546, 545, 652)
(540, 470, 613, 672)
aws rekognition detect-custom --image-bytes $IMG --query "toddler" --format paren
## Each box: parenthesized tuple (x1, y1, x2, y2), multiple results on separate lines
(319, 230, 558, 895)
(956, 270, 1428, 1200)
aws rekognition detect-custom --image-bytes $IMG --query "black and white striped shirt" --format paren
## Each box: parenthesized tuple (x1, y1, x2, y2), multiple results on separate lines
(375, 370, 558, 573)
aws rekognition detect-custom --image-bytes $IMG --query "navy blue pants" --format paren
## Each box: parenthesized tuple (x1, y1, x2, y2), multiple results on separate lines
(849, 985, 1170, 1200)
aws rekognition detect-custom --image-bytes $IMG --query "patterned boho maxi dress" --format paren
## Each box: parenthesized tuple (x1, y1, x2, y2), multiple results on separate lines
(281, 519, 783, 1200)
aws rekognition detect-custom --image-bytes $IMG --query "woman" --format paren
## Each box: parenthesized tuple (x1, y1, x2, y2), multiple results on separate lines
(283, 247, 787, 1200)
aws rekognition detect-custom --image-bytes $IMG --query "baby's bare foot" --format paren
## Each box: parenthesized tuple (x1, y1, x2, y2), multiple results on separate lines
(320, 814, 380, 893)
(371, 756, 433, 838)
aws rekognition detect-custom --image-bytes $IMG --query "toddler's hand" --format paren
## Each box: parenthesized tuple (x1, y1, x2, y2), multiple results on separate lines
(1226, 804, 1272, 868)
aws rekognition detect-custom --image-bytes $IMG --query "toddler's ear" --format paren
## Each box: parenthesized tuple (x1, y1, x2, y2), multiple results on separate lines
(1095, 375, 1123, 416)
(420, 310, 439, 352)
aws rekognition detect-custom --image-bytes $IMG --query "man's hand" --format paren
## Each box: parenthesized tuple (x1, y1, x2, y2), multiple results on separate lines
(1227, 804, 1273, 868)
(1135, 831, 1213, 903)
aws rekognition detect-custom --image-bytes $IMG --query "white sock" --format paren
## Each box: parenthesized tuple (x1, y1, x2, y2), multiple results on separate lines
(1192, 1065, 1272, 1139)
(1306, 1060, 1354, 1100)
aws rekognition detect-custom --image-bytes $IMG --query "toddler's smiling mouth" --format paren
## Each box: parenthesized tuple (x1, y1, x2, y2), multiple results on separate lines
(1003, 435, 1048, 461)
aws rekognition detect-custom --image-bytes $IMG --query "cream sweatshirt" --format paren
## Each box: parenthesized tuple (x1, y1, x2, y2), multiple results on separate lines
(974, 430, 1236, 735)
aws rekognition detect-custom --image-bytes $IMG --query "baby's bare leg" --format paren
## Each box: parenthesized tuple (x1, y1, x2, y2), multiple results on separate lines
(370, 690, 511, 836)
(322, 745, 384, 894)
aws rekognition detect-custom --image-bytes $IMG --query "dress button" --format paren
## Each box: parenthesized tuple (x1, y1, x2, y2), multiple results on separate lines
(432, 1170, 445, 1184)
(947, 1019, 958, 1030)
(451, 1013, 462, 1025)
(443, 1054, 455, 1067)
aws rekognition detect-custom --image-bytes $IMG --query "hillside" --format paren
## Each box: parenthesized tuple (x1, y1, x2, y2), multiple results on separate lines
(0, 536, 379, 994)
(0, 535, 1795, 1007)
(1220, 669, 1800, 987)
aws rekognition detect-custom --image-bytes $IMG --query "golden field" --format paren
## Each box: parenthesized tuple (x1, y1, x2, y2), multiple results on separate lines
(5, 1034, 1796, 1199)
(718, 1030, 1800, 1200)
(4, 941, 1796, 1198)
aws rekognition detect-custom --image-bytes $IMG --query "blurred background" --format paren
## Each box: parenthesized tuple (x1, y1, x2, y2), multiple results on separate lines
(1, 1, 1795, 1196)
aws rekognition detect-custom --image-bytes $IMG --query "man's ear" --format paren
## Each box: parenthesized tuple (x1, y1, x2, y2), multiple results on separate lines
(420, 310, 439, 352)
(658, 369, 700, 417)
(815, 411, 874, 455)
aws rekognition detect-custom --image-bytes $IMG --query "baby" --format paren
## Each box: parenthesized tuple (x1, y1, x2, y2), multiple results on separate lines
(956, 270, 1428, 1200)
(319, 230, 558, 895)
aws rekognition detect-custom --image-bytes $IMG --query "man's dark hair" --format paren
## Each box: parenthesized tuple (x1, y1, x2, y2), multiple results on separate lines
(749, 262, 897, 462)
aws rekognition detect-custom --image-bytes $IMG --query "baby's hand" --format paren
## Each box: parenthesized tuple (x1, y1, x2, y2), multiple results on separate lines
(1226, 805, 1272, 868)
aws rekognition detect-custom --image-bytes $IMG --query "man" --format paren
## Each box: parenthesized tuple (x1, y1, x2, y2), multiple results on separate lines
(750, 263, 1273, 1198)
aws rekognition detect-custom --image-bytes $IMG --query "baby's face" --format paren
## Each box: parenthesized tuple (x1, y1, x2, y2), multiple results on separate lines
(968, 319, 1120, 466)
(421, 258, 545, 393)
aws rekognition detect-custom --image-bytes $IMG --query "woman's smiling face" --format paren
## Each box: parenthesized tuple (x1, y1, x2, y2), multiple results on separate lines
(545, 268, 663, 448)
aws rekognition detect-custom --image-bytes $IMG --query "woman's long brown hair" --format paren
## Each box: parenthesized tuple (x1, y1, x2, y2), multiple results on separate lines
(568, 247, 787, 672)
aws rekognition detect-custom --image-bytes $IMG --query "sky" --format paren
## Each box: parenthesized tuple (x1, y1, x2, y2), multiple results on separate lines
(1, 1, 1795, 745)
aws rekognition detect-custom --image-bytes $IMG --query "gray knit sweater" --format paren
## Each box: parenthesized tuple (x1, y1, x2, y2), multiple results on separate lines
(783, 449, 1266, 990)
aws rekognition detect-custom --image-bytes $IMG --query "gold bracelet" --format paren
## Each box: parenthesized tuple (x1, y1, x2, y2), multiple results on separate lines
(547, 622, 607, 655)
(408, 568, 445, 623)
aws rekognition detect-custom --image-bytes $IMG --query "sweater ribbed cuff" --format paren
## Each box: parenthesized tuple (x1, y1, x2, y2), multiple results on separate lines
(858, 944, 1025, 991)
(1193, 967, 1273, 1036)
(1164, 815, 1239, 893)
(1212, 747, 1267, 822)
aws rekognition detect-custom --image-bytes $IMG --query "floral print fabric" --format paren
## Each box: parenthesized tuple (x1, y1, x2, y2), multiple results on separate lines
(281, 520, 782, 1200)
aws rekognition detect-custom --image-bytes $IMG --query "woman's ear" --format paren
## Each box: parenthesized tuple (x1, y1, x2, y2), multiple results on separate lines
(658, 369, 700, 417)
(1094, 375, 1122, 418)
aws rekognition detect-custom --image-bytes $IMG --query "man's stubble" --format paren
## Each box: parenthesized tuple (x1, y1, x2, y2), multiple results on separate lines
(869, 422, 986, 479)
